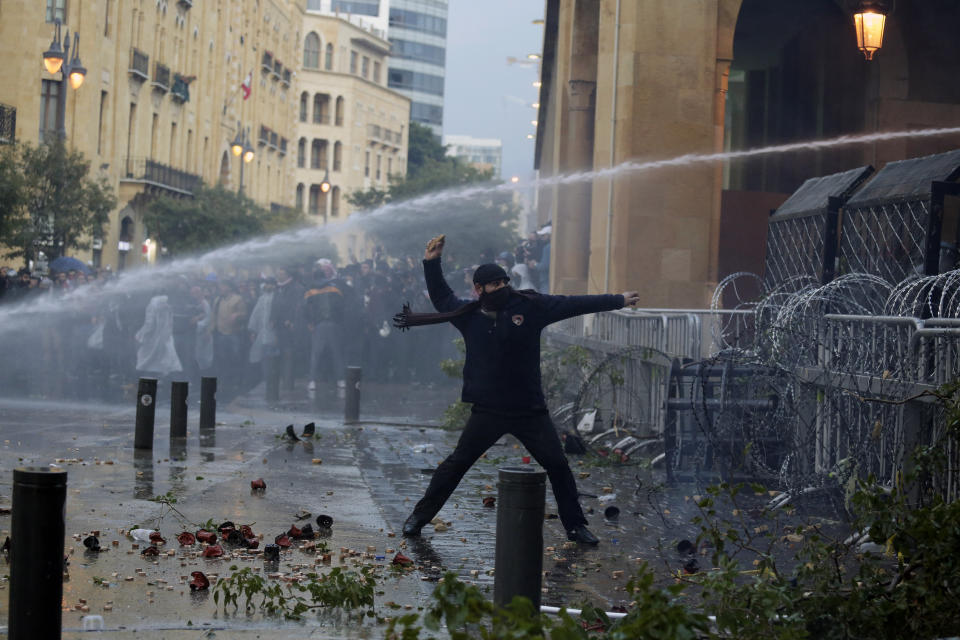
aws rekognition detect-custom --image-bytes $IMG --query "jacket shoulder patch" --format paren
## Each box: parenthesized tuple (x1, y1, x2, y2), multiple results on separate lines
(511, 314, 524, 326)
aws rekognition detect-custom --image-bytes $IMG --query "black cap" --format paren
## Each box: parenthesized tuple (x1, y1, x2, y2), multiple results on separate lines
(473, 263, 510, 286)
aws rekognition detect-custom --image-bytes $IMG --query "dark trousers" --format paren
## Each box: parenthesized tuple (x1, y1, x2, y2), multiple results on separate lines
(411, 408, 587, 532)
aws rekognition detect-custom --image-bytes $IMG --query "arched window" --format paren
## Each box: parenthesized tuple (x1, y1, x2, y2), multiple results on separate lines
(313, 93, 330, 124)
(296, 183, 305, 212)
(325, 43, 334, 70)
(299, 92, 308, 122)
(333, 141, 342, 171)
(308, 184, 320, 215)
(331, 186, 340, 217)
(297, 137, 307, 168)
(335, 96, 344, 126)
(303, 32, 320, 69)
(311, 139, 328, 170)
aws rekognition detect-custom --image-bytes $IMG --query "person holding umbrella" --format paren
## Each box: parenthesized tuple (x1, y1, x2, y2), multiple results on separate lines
(393, 235, 640, 545)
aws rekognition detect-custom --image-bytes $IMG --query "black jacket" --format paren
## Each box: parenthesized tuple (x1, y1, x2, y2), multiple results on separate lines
(424, 258, 623, 410)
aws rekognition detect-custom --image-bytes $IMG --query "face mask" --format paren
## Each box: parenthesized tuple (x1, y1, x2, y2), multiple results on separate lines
(480, 285, 512, 311)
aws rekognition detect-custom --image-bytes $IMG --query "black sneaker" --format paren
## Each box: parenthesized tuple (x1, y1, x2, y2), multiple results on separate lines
(302, 422, 316, 437)
(284, 424, 299, 441)
(402, 514, 426, 537)
(566, 525, 599, 545)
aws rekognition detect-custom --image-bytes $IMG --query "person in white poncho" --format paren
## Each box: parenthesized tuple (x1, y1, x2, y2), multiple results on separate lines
(247, 278, 280, 402)
(135, 294, 182, 377)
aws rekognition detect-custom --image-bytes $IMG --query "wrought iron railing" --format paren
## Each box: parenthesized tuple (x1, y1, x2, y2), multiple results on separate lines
(121, 157, 201, 195)
(153, 62, 170, 91)
(129, 48, 149, 80)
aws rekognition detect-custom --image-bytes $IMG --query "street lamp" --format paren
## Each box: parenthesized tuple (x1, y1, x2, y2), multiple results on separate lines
(42, 19, 86, 139)
(230, 123, 255, 194)
(319, 170, 331, 224)
(853, 0, 891, 60)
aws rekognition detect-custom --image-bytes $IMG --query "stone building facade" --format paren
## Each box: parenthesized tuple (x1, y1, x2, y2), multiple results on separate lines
(0, 0, 302, 269)
(535, 0, 960, 305)
(294, 11, 409, 260)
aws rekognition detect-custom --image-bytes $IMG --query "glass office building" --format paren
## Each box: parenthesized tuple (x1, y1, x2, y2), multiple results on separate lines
(387, 0, 448, 135)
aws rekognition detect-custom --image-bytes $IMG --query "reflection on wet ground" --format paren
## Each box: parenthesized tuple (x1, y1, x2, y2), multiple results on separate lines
(0, 381, 849, 636)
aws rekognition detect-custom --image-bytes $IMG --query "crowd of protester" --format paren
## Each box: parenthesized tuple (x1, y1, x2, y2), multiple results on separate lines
(0, 229, 551, 405)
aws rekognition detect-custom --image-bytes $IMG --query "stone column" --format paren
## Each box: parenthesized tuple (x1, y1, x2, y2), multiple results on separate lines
(552, 0, 599, 295)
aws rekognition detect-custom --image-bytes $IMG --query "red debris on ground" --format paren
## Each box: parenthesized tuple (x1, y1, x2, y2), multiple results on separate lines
(149, 532, 166, 544)
(288, 524, 302, 539)
(141, 546, 160, 556)
(482, 496, 496, 508)
(201, 544, 224, 558)
(239, 525, 254, 539)
(274, 535, 292, 548)
(196, 530, 217, 544)
(250, 478, 266, 490)
(392, 552, 414, 566)
(189, 571, 210, 591)
(177, 532, 196, 546)
(244, 537, 259, 549)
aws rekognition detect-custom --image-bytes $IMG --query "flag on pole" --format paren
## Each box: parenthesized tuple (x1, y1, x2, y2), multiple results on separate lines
(241, 71, 252, 100)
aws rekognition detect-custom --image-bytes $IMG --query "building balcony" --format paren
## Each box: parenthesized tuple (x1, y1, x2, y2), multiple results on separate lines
(269, 131, 278, 150)
(282, 69, 292, 87)
(279, 137, 288, 156)
(177, 0, 193, 8)
(272, 60, 283, 80)
(259, 125, 270, 146)
(171, 74, 190, 102)
(129, 48, 149, 81)
(261, 51, 273, 74)
(152, 62, 170, 92)
(121, 157, 200, 197)
(0, 103, 15, 144)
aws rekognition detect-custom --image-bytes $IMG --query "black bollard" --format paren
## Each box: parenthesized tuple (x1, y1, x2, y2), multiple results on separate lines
(170, 380, 188, 439)
(199, 376, 217, 430)
(9, 467, 67, 640)
(134, 377, 158, 450)
(494, 467, 546, 610)
(344, 366, 362, 423)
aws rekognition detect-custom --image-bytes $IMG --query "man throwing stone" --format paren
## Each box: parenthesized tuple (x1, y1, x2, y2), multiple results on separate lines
(394, 235, 640, 544)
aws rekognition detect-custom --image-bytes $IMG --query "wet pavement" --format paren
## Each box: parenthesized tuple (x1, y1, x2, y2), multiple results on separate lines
(0, 379, 832, 637)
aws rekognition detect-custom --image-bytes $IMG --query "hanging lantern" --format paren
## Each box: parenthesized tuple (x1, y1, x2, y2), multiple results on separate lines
(853, 1, 890, 61)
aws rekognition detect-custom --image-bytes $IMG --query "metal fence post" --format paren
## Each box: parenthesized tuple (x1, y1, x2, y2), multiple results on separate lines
(199, 376, 217, 430)
(344, 366, 361, 423)
(9, 467, 67, 640)
(134, 377, 158, 450)
(494, 467, 546, 610)
(170, 380, 188, 439)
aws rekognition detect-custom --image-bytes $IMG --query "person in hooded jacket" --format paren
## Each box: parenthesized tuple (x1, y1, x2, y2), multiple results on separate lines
(394, 235, 640, 545)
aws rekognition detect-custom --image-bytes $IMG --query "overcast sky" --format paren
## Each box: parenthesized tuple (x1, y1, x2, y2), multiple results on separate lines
(443, 1, 545, 181)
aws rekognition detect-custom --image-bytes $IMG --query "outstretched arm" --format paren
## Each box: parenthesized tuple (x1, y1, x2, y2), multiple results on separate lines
(540, 290, 639, 325)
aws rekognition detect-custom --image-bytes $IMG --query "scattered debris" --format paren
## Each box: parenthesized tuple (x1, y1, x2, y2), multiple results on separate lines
(83, 535, 101, 552)
(250, 478, 266, 490)
(201, 544, 224, 558)
(263, 544, 280, 561)
(482, 496, 496, 508)
(141, 546, 160, 556)
(392, 552, 414, 566)
(196, 530, 217, 544)
(189, 571, 210, 591)
(316, 514, 333, 529)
